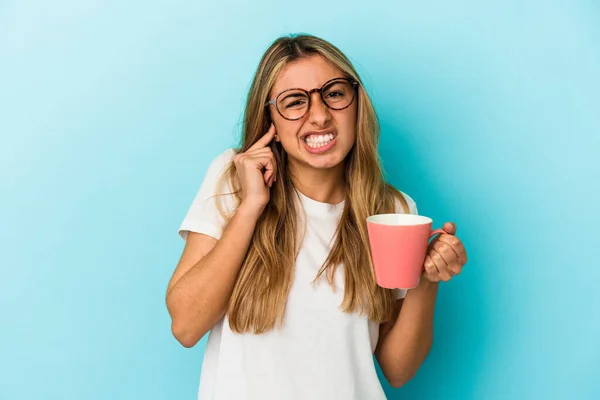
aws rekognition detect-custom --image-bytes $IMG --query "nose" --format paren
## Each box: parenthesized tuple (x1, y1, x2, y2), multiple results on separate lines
(307, 92, 331, 127)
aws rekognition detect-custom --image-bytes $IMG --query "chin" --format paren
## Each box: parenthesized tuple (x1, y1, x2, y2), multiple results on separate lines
(303, 150, 348, 170)
(284, 139, 352, 170)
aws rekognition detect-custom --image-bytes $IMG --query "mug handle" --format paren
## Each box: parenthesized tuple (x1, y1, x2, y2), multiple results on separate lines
(428, 228, 446, 241)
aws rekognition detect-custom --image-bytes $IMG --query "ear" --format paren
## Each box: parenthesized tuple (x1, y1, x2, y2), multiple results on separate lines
(266, 111, 279, 142)
(272, 118, 280, 142)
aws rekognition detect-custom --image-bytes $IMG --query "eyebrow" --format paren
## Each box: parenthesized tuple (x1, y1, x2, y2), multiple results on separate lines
(280, 92, 306, 100)
(270, 77, 350, 101)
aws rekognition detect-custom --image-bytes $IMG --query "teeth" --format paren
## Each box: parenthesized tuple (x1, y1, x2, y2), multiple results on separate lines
(305, 133, 335, 148)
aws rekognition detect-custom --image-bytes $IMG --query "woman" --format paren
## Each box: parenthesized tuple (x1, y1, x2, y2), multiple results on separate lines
(166, 34, 468, 399)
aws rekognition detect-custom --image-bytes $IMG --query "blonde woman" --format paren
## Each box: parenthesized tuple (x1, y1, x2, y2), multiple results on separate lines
(166, 34, 468, 400)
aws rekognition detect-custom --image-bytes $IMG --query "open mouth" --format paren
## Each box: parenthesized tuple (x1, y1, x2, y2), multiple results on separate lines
(304, 132, 336, 149)
(301, 132, 337, 154)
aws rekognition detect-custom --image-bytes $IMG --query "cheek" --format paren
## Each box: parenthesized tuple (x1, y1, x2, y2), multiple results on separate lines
(273, 121, 302, 144)
(335, 110, 357, 141)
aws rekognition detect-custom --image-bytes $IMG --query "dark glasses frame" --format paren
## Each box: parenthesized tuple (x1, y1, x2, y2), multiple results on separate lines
(265, 77, 359, 121)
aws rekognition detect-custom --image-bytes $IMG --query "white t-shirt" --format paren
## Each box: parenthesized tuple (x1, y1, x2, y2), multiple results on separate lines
(178, 148, 418, 400)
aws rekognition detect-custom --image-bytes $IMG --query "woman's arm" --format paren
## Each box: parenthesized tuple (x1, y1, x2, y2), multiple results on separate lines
(166, 203, 263, 348)
(167, 126, 278, 348)
(374, 279, 439, 388)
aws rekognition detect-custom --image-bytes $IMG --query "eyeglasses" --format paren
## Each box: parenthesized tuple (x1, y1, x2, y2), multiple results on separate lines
(265, 77, 359, 121)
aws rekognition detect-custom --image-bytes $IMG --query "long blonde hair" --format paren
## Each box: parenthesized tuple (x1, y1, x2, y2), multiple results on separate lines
(218, 34, 410, 333)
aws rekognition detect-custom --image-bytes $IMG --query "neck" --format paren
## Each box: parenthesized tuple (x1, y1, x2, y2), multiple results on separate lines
(288, 159, 346, 204)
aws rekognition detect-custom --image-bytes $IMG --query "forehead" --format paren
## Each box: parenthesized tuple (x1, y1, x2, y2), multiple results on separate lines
(271, 55, 345, 96)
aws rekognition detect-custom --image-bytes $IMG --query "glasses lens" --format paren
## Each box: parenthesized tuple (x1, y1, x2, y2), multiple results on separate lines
(322, 80, 355, 110)
(277, 90, 309, 120)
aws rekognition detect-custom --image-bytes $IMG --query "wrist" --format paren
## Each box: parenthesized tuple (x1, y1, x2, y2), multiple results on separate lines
(237, 201, 265, 220)
(415, 276, 439, 292)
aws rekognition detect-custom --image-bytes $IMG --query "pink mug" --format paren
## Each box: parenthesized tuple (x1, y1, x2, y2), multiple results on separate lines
(366, 214, 445, 289)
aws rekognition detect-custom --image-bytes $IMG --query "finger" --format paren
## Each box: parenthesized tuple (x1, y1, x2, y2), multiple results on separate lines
(268, 162, 278, 187)
(259, 155, 276, 186)
(247, 150, 275, 184)
(433, 240, 459, 265)
(248, 123, 277, 152)
(245, 148, 277, 183)
(245, 147, 274, 156)
(265, 170, 274, 187)
(438, 236, 467, 265)
(434, 241, 462, 275)
(239, 154, 275, 186)
(429, 248, 451, 281)
(423, 255, 440, 282)
(443, 221, 457, 235)
(242, 148, 277, 185)
(263, 154, 277, 186)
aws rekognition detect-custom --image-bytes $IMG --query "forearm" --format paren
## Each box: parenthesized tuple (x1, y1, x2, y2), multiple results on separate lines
(376, 279, 439, 387)
(167, 204, 262, 346)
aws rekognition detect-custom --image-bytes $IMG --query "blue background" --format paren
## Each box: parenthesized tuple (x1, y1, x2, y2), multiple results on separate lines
(1, 1, 598, 399)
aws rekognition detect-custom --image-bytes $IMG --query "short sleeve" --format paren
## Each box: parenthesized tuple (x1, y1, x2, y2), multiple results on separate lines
(398, 191, 418, 216)
(178, 148, 237, 241)
(394, 191, 419, 299)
